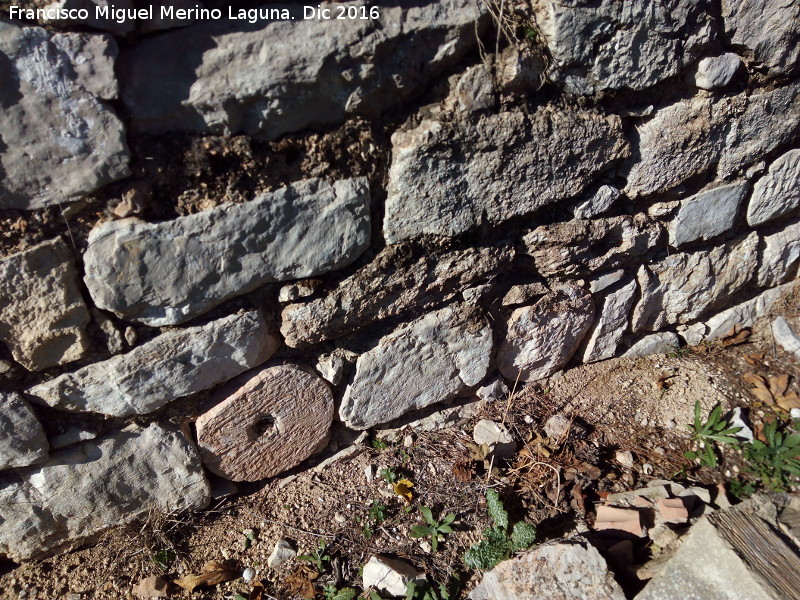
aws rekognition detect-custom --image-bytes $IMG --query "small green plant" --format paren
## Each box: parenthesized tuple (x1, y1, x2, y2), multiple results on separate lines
(151, 549, 176, 570)
(371, 437, 389, 450)
(241, 528, 256, 550)
(684, 401, 741, 468)
(298, 539, 331, 572)
(463, 489, 536, 570)
(410, 506, 455, 553)
(744, 418, 800, 491)
(323, 585, 358, 600)
(403, 579, 454, 600)
(362, 500, 388, 539)
(379, 466, 398, 484)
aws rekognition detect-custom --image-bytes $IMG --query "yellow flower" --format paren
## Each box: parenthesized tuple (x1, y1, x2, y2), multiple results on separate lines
(393, 478, 414, 503)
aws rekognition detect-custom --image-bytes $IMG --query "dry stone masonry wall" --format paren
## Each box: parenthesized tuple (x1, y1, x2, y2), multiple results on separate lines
(0, 0, 799, 561)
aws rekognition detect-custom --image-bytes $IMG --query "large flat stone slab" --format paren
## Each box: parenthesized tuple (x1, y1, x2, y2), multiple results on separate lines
(582, 278, 638, 363)
(533, 0, 712, 95)
(758, 221, 800, 288)
(280, 243, 514, 347)
(27, 311, 278, 417)
(84, 178, 371, 326)
(625, 84, 800, 198)
(0, 238, 91, 371)
(196, 364, 333, 482)
(498, 286, 595, 382)
(340, 305, 492, 430)
(383, 107, 628, 242)
(0, 22, 129, 210)
(118, 1, 485, 137)
(0, 392, 48, 470)
(0, 423, 209, 562)
(669, 181, 749, 248)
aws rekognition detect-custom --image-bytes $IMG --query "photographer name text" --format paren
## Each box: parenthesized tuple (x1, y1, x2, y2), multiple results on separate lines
(8, 4, 381, 25)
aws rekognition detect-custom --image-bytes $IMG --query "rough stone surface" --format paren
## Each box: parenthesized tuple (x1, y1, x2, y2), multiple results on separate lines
(747, 150, 800, 226)
(0, 238, 91, 371)
(0, 22, 129, 210)
(632, 233, 759, 331)
(119, 1, 486, 137)
(340, 305, 492, 430)
(27, 311, 277, 417)
(637, 495, 800, 600)
(497, 45, 545, 93)
(84, 178, 371, 326)
(498, 286, 595, 382)
(476, 377, 509, 402)
(0, 392, 48, 470)
(533, 0, 712, 95)
(469, 540, 626, 600)
(722, 0, 800, 77)
(0, 423, 209, 561)
(758, 221, 800, 288)
(281, 243, 513, 347)
(669, 182, 749, 247)
(523, 216, 661, 278)
(544, 414, 571, 440)
(362, 556, 424, 597)
(773, 318, 800, 359)
(582, 278, 637, 363)
(196, 364, 333, 482)
(625, 84, 800, 198)
(455, 63, 495, 112)
(623, 333, 681, 358)
(573, 185, 621, 219)
(692, 53, 742, 89)
(501, 283, 548, 307)
(384, 107, 628, 242)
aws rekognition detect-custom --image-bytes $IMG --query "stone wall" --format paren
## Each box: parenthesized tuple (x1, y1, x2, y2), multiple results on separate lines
(1, 0, 799, 561)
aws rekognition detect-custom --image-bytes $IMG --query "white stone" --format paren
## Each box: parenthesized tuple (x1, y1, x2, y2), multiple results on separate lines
(455, 63, 495, 112)
(84, 178, 371, 326)
(0, 423, 209, 561)
(669, 182, 749, 248)
(0, 238, 91, 371)
(623, 333, 681, 358)
(692, 53, 742, 89)
(27, 311, 278, 417)
(700, 284, 791, 341)
(582, 278, 637, 363)
(758, 221, 800, 288)
(316, 352, 347, 386)
(544, 415, 571, 440)
(267, 539, 296, 569)
(573, 185, 621, 219)
(625, 84, 800, 198)
(632, 233, 759, 331)
(473, 420, 516, 459)
(476, 377, 509, 402)
(773, 317, 800, 359)
(498, 286, 594, 382)
(340, 305, 492, 429)
(362, 556, 423, 597)
(469, 541, 626, 600)
(0, 392, 48, 470)
(747, 149, 800, 226)
(0, 23, 129, 210)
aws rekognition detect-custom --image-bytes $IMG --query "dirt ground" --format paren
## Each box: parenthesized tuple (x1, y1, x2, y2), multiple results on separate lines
(1, 283, 798, 600)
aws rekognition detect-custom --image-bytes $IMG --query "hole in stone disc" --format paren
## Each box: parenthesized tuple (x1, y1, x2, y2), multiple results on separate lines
(254, 414, 276, 438)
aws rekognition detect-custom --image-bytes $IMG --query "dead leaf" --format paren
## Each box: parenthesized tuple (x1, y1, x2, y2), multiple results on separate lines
(173, 561, 238, 592)
(744, 352, 765, 366)
(769, 374, 790, 398)
(720, 327, 751, 347)
(452, 459, 475, 482)
(571, 483, 586, 514)
(465, 442, 491, 462)
(285, 566, 318, 599)
(249, 580, 265, 600)
(744, 372, 800, 412)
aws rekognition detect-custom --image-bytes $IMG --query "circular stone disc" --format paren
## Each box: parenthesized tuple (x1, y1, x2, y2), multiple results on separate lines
(196, 364, 333, 481)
